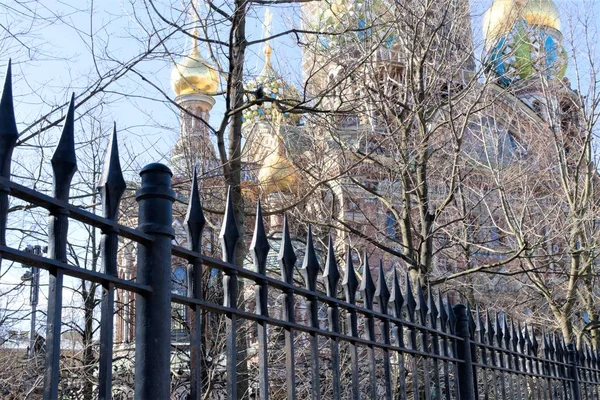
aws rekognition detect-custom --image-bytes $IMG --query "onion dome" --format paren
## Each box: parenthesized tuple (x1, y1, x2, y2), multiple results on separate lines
(242, 42, 301, 127)
(257, 151, 299, 193)
(483, 0, 566, 85)
(483, 0, 560, 49)
(171, 32, 220, 96)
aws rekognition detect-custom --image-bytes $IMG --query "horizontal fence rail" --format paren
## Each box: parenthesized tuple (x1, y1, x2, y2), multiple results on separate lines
(1, 62, 600, 399)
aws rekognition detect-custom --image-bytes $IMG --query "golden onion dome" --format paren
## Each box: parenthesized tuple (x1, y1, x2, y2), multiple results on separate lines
(483, 0, 561, 49)
(522, 0, 560, 31)
(257, 151, 298, 194)
(171, 36, 220, 96)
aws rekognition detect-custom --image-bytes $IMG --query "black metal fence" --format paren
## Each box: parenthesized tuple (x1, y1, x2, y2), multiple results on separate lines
(1, 62, 600, 399)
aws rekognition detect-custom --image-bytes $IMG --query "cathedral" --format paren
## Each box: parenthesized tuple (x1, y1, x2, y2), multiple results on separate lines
(115, 0, 587, 363)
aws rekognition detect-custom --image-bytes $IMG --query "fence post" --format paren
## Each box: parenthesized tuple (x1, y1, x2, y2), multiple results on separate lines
(134, 163, 175, 400)
(567, 343, 582, 400)
(453, 304, 476, 400)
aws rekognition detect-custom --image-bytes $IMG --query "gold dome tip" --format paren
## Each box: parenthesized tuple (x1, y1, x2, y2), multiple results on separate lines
(171, 37, 220, 96)
(483, 0, 561, 48)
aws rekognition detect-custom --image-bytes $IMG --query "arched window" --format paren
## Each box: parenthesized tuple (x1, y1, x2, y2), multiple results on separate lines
(171, 265, 188, 337)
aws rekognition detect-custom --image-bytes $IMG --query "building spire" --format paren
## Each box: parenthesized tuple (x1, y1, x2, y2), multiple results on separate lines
(263, 9, 273, 67)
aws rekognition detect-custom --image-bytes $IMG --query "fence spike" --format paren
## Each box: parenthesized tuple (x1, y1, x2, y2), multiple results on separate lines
(525, 324, 533, 356)
(518, 322, 526, 353)
(375, 260, 390, 315)
(0, 60, 18, 178)
(475, 305, 484, 337)
(301, 225, 320, 292)
(467, 303, 476, 338)
(416, 282, 428, 326)
(51, 93, 77, 200)
(278, 215, 296, 284)
(323, 234, 340, 298)
(503, 315, 511, 350)
(495, 311, 504, 348)
(99, 124, 126, 221)
(446, 293, 456, 334)
(390, 268, 404, 319)
(511, 320, 519, 352)
(359, 252, 376, 310)
(531, 327, 539, 355)
(486, 310, 495, 345)
(427, 286, 438, 329)
(219, 186, 240, 263)
(438, 289, 448, 332)
(548, 332, 555, 357)
(405, 272, 416, 323)
(250, 200, 269, 275)
(343, 247, 358, 304)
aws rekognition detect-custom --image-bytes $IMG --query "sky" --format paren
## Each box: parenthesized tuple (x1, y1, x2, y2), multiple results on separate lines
(1, 0, 600, 338)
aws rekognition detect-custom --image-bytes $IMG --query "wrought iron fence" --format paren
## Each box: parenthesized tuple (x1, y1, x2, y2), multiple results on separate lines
(1, 61, 599, 399)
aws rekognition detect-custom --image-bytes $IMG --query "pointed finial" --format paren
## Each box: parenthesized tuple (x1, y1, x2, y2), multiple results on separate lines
(219, 186, 240, 263)
(475, 305, 483, 336)
(438, 289, 448, 332)
(0, 60, 18, 178)
(375, 261, 390, 315)
(427, 286, 438, 329)
(343, 247, 359, 304)
(495, 312, 504, 347)
(301, 225, 321, 291)
(405, 272, 416, 323)
(390, 268, 404, 319)
(518, 322, 526, 353)
(323, 234, 340, 298)
(250, 200, 270, 275)
(486, 310, 495, 345)
(417, 283, 428, 326)
(359, 252, 376, 310)
(278, 215, 296, 284)
(446, 293, 456, 334)
(51, 93, 77, 200)
(99, 123, 126, 221)
(531, 327, 539, 355)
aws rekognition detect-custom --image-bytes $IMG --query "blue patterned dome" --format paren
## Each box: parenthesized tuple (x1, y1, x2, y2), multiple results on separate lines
(487, 20, 567, 86)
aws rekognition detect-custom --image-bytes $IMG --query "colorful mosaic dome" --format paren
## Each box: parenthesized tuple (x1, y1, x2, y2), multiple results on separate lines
(309, 0, 395, 49)
(242, 43, 301, 127)
(487, 20, 567, 86)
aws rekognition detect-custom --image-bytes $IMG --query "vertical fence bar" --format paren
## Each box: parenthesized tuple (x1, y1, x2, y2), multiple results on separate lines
(250, 201, 270, 400)
(342, 248, 360, 400)
(360, 254, 377, 400)
(567, 343, 582, 400)
(97, 126, 126, 400)
(220, 187, 241, 400)
(301, 226, 321, 400)
(323, 235, 341, 400)
(0, 61, 18, 269)
(405, 274, 419, 400)
(417, 285, 431, 400)
(44, 96, 77, 400)
(186, 168, 206, 400)
(279, 216, 297, 400)
(454, 304, 476, 400)
(376, 262, 392, 400)
(391, 269, 407, 399)
(428, 287, 441, 400)
(134, 163, 175, 400)
(438, 291, 451, 400)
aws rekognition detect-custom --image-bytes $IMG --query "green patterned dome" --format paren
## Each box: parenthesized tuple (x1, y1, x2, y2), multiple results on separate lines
(243, 43, 301, 127)
(488, 20, 567, 86)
